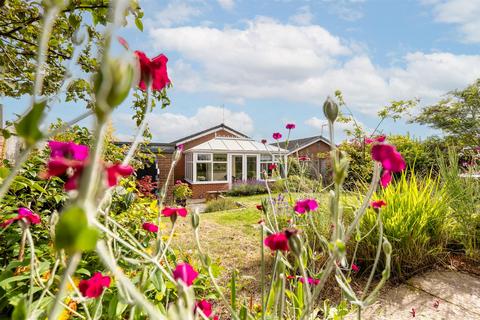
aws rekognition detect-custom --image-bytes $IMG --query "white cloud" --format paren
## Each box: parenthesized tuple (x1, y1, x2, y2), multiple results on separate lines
(153, 1, 202, 27)
(305, 116, 370, 140)
(114, 106, 254, 142)
(217, 0, 235, 10)
(426, 0, 480, 43)
(150, 18, 480, 115)
(289, 6, 314, 25)
(322, 0, 365, 21)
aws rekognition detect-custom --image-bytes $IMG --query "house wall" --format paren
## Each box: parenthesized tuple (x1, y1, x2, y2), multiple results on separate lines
(289, 140, 331, 181)
(188, 182, 230, 199)
(174, 129, 242, 182)
(157, 153, 175, 202)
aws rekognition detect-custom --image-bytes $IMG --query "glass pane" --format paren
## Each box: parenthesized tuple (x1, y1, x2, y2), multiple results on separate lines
(260, 162, 274, 179)
(232, 155, 243, 182)
(261, 154, 272, 161)
(213, 153, 227, 162)
(213, 163, 227, 181)
(196, 163, 212, 181)
(247, 156, 257, 180)
(197, 154, 211, 161)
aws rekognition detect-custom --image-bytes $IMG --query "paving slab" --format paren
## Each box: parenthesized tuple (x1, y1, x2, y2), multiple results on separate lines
(348, 271, 480, 319)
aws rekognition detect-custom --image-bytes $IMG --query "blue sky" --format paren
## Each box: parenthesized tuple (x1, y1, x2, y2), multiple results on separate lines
(3, 0, 480, 143)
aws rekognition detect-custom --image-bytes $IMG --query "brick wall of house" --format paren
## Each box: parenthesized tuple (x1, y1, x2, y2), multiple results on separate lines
(157, 153, 175, 203)
(289, 140, 331, 181)
(189, 182, 230, 199)
(174, 129, 242, 181)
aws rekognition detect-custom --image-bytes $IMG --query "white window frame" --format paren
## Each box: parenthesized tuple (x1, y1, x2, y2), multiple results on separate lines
(189, 152, 229, 184)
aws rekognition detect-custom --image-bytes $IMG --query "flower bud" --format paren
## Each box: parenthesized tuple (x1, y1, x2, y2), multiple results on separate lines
(285, 229, 302, 257)
(335, 239, 346, 254)
(191, 211, 200, 230)
(382, 238, 392, 255)
(323, 96, 339, 123)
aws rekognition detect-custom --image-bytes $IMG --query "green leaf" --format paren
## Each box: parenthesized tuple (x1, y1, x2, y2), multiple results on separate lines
(134, 17, 143, 31)
(14, 100, 47, 146)
(11, 298, 27, 320)
(0, 167, 10, 179)
(55, 206, 99, 252)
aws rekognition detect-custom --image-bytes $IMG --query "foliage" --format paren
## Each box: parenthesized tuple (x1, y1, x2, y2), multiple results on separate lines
(273, 175, 323, 193)
(358, 173, 453, 279)
(0, 0, 142, 101)
(204, 198, 239, 213)
(438, 148, 480, 257)
(413, 78, 480, 146)
(136, 175, 158, 198)
(226, 180, 267, 196)
(338, 140, 372, 190)
(172, 181, 192, 200)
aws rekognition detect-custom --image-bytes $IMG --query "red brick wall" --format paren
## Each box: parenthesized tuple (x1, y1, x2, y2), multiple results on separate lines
(189, 182, 230, 199)
(289, 140, 331, 180)
(157, 153, 175, 203)
(174, 129, 241, 181)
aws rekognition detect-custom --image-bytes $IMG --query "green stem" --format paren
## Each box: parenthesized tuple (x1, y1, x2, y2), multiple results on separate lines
(260, 226, 265, 320)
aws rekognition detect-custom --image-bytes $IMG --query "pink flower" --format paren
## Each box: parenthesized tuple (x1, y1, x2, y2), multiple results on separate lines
(173, 263, 198, 286)
(195, 300, 213, 317)
(298, 155, 310, 161)
(48, 141, 89, 161)
(351, 263, 360, 273)
(272, 132, 282, 140)
(78, 273, 111, 298)
(365, 135, 386, 144)
(299, 277, 320, 285)
(261, 139, 267, 144)
(371, 200, 387, 209)
(161, 207, 188, 218)
(1, 208, 41, 228)
(268, 163, 277, 171)
(134, 51, 171, 91)
(117, 36, 129, 50)
(106, 164, 134, 187)
(177, 144, 184, 152)
(286, 123, 296, 130)
(264, 232, 289, 251)
(142, 222, 158, 233)
(293, 199, 318, 214)
(371, 143, 406, 188)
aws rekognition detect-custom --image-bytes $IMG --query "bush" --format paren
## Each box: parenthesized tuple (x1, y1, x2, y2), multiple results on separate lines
(438, 148, 480, 257)
(358, 173, 453, 279)
(226, 180, 267, 196)
(273, 175, 323, 193)
(204, 198, 239, 213)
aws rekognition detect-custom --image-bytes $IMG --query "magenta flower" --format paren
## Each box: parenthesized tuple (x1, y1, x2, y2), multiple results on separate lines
(293, 199, 318, 214)
(117, 36, 129, 50)
(351, 263, 360, 273)
(48, 141, 89, 161)
(371, 143, 406, 187)
(173, 263, 198, 286)
(195, 300, 213, 317)
(264, 232, 289, 251)
(298, 155, 310, 161)
(261, 139, 267, 144)
(299, 277, 320, 285)
(142, 222, 158, 233)
(106, 164, 134, 187)
(78, 272, 111, 298)
(134, 51, 171, 91)
(286, 123, 296, 130)
(256, 205, 263, 211)
(272, 132, 282, 140)
(161, 207, 188, 218)
(1, 208, 41, 229)
(365, 135, 386, 144)
(371, 200, 387, 209)
(268, 163, 277, 171)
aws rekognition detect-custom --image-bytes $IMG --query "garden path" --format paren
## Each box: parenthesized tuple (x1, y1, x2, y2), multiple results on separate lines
(356, 270, 480, 319)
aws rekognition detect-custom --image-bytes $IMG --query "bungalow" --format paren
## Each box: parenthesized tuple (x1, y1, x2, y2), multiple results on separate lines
(132, 124, 289, 199)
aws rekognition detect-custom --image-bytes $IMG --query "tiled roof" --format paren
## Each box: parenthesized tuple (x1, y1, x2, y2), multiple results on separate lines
(187, 137, 288, 153)
(274, 135, 330, 153)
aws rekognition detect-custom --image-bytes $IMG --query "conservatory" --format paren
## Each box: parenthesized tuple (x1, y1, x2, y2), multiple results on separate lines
(183, 137, 289, 185)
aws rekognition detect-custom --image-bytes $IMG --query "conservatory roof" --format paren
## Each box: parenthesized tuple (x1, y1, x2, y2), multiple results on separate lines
(186, 137, 288, 153)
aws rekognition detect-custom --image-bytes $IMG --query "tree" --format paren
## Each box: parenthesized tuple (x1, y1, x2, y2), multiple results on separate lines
(0, 0, 143, 103)
(413, 79, 480, 146)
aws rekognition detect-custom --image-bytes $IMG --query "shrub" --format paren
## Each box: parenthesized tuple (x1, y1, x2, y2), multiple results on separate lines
(226, 180, 267, 196)
(438, 148, 480, 257)
(204, 198, 239, 213)
(172, 180, 192, 200)
(358, 173, 453, 279)
(273, 175, 323, 193)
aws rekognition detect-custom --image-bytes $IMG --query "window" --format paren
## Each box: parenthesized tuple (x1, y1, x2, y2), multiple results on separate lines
(247, 156, 257, 180)
(260, 154, 279, 179)
(193, 153, 227, 182)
